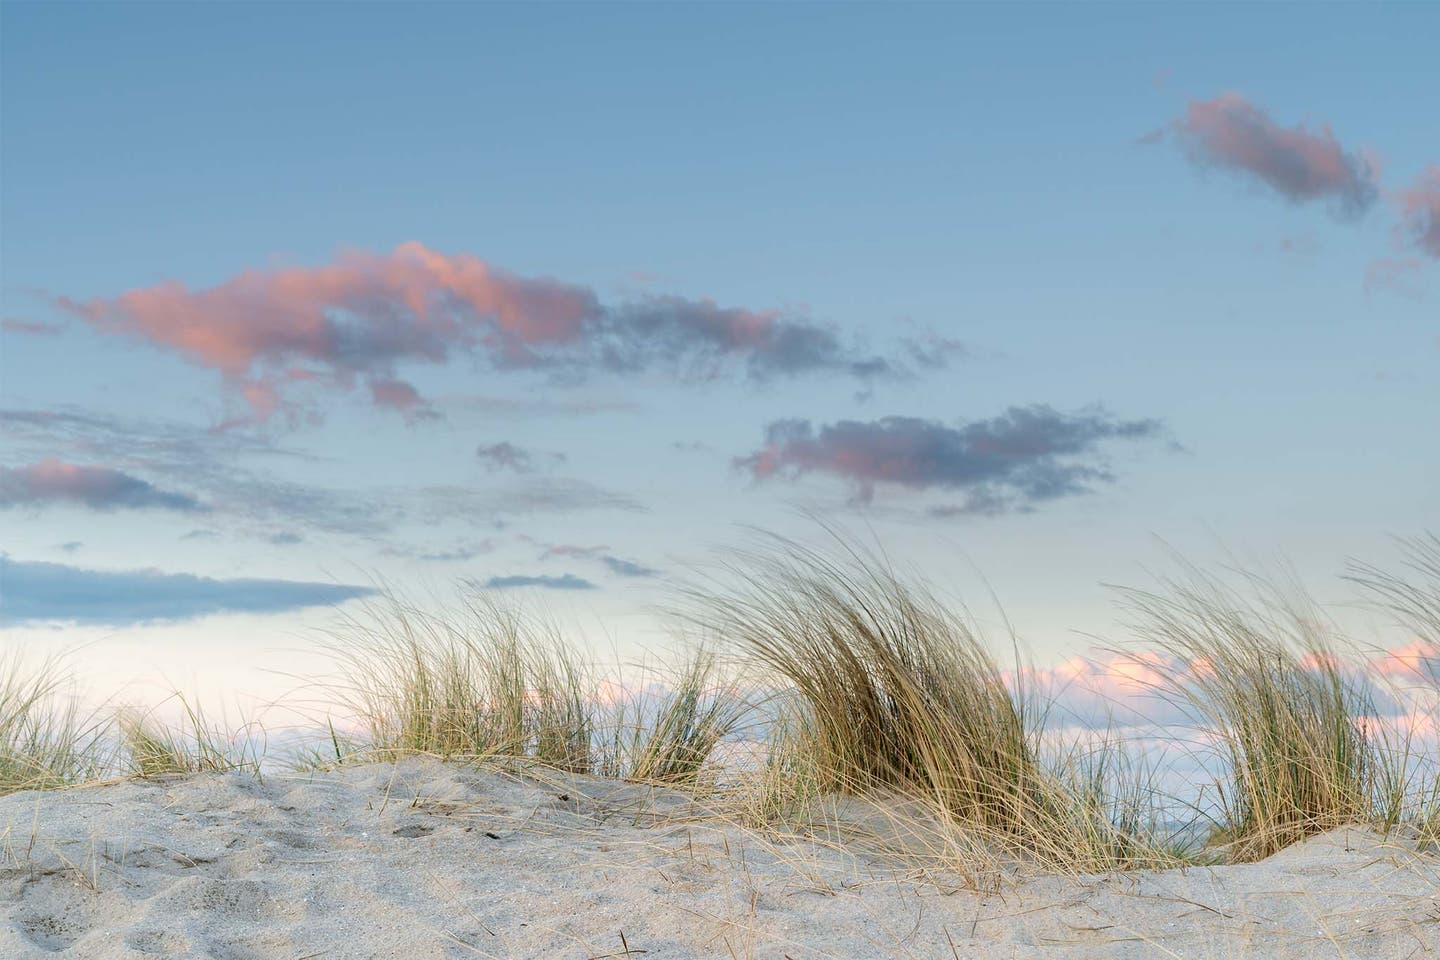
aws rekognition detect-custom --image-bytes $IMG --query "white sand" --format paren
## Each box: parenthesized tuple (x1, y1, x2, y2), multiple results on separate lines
(1, 758, 1435, 959)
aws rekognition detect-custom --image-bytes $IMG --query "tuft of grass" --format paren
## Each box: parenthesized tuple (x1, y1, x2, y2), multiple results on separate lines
(603, 646, 748, 786)
(683, 531, 1174, 872)
(323, 589, 612, 771)
(0, 653, 109, 794)
(325, 587, 750, 783)
(118, 695, 260, 778)
(1347, 533, 1440, 843)
(1116, 561, 1387, 861)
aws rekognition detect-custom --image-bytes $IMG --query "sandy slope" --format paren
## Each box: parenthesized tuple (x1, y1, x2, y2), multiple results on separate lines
(0, 758, 1435, 959)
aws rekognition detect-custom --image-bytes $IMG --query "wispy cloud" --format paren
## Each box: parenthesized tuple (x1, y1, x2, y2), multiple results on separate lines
(447, 393, 641, 419)
(1365, 256, 1427, 297)
(482, 573, 597, 591)
(737, 405, 1167, 512)
(529, 540, 660, 578)
(1399, 166, 1440, 259)
(601, 555, 660, 578)
(56, 243, 908, 427)
(477, 441, 536, 473)
(1157, 92, 1379, 218)
(417, 479, 644, 520)
(538, 543, 607, 560)
(476, 441, 565, 473)
(2, 318, 63, 336)
(0, 556, 375, 626)
(378, 540, 495, 563)
(2, 406, 639, 541)
(0, 459, 207, 513)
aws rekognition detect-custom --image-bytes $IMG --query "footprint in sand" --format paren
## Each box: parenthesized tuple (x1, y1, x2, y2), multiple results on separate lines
(14, 914, 82, 952)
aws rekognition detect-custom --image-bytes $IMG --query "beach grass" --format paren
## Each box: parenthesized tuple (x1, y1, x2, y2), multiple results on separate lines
(0, 653, 109, 794)
(2, 531, 1437, 876)
(118, 695, 261, 778)
(1116, 560, 1397, 861)
(680, 532, 1182, 872)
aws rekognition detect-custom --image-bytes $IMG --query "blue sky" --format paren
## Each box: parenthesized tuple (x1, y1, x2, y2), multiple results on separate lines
(1, 3, 1436, 700)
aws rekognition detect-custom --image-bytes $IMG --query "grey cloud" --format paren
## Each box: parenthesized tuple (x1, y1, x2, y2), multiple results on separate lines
(601, 556, 660, 578)
(738, 405, 1167, 512)
(482, 573, 598, 591)
(476, 441, 566, 474)
(0, 556, 375, 626)
(477, 442, 537, 473)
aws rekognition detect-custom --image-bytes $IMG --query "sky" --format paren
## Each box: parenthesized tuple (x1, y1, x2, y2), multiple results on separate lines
(1, 3, 1436, 711)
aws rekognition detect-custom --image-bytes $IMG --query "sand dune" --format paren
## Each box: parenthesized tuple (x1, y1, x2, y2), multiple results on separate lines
(0, 758, 1435, 959)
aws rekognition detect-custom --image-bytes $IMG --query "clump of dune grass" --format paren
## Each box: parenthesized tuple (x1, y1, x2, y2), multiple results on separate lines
(323, 590, 598, 768)
(321, 587, 613, 771)
(683, 532, 1174, 872)
(118, 695, 261, 778)
(1115, 560, 1389, 861)
(1347, 533, 1440, 841)
(323, 586, 752, 784)
(0, 653, 109, 794)
(601, 646, 749, 785)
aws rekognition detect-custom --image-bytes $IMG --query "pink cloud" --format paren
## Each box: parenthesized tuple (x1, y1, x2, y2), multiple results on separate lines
(59, 243, 595, 413)
(1369, 639, 1440, 683)
(1006, 651, 1193, 728)
(1166, 92, 1379, 217)
(1399, 165, 1440, 258)
(0, 459, 205, 513)
(1365, 256, 1427, 297)
(368, 377, 437, 423)
(58, 243, 895, 427)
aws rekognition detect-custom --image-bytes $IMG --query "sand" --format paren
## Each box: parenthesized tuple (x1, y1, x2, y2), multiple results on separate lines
(0, 758, 1435, 959)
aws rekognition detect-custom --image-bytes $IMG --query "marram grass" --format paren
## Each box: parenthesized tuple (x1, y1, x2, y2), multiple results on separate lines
(1, 532, 1436, 877)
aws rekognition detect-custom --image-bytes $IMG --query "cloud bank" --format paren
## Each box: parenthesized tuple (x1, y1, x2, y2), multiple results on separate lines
(58, 243, 899, 427)
(1163, 92, 1379, 218)
(0, 459, 206, 513)
(737, 405, 1166, 512)
(0, 557, 375, 626)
